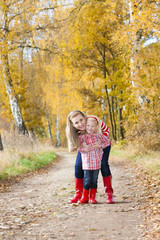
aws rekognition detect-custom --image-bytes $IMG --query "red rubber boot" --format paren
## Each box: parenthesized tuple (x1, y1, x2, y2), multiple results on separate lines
(78, 189, 89, 204)
(103, 176, 115, 204)
(69, 178, 83, 203)
(90, 188, 97, 204)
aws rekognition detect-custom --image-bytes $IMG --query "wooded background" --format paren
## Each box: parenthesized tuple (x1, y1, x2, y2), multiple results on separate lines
(0, 0, 160, 151)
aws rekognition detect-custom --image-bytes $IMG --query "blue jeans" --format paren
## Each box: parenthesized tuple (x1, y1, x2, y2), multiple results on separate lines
(84, 169, 99, 190)
(75, 145, 111, 179)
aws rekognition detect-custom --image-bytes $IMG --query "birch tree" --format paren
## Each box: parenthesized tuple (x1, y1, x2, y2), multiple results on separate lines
(0, 0, 60, 134)
(0, 1, 27, 134)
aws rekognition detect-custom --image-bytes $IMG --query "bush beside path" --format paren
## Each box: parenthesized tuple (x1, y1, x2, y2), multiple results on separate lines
(0, 151, 159, 240)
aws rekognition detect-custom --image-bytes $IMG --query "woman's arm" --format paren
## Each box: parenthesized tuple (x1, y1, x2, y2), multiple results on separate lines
(99, 119, 110, 137)
(91, 134, 110, 150)
(99, 134, 110, 148)
(78, 136, 91, 153)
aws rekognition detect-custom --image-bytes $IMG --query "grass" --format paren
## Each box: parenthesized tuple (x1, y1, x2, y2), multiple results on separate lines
(0, 152, 57, 181)
(0, 132, 58, 181)
(111, 144, 160, 179)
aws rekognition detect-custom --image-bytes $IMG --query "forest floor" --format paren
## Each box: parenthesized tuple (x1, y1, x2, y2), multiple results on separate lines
(0, 149, 159, 240)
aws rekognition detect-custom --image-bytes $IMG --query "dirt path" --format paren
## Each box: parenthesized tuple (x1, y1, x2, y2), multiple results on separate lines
(0, 151, 146, 240)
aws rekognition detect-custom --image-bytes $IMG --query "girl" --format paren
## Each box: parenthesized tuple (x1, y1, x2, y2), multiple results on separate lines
(78, 116, 110, 204)
(66, 110, 114, 204)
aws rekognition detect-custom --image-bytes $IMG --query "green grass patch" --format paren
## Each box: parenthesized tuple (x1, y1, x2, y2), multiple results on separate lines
(110, 148, 125, 157)
(0, 152, 56, 181)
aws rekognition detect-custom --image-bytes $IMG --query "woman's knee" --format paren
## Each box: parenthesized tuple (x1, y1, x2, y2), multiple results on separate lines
(75, 166, 84, 178)
(102, 145, 110, 164)
(101, 145, 111, 177)
(101, 163, 111, 177)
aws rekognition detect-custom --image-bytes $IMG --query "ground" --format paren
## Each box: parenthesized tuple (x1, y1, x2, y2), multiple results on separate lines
(0, 150, 152, 240)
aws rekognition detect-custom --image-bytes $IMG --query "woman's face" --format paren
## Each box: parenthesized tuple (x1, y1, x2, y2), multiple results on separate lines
(71, 114, 86, 131)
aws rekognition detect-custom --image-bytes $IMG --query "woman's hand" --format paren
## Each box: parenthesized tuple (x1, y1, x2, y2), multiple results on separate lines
(81, 145, 91, 152)
(91, 140, 102, 150)
(79, 142, 91, 153)
(91, 144, 102, 150)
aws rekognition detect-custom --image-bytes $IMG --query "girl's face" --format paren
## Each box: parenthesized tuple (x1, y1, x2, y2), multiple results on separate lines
(86, 119, 97, 134)
(71, 114, 86, 131)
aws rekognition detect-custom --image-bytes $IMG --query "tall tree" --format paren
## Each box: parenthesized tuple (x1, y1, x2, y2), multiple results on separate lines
(0, 0, 59, 134)
(60, 0, 129, 140)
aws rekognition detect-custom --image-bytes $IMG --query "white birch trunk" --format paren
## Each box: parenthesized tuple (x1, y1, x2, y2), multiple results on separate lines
(2, 6, 27, 134)
(46, 115, 52, 139)
(4, 81, 27, 134)
(129, 0, 136, 87)
(2, 48, 27, 135)
(56, 116, 61, 147)
(129, 0, 144, 105)
(129, 1, 142, 84)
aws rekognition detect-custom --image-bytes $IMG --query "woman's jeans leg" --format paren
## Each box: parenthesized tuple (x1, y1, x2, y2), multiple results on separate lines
(75, 151, 84, 179)
(84, 170, 99, 190)
(101, 145, 114, 203)
(101, 145, 111, 177)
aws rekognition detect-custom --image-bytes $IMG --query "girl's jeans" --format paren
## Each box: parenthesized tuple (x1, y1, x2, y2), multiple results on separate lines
(84, 169, 99, 189)
(75, 145, 111, 179)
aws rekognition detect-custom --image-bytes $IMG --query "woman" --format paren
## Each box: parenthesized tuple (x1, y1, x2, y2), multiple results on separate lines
(66, 110, 114, 204)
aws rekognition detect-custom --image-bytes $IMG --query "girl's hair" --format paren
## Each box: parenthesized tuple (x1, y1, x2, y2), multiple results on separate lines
(66, 110, 87, 152)
(86, 115, 102, 134)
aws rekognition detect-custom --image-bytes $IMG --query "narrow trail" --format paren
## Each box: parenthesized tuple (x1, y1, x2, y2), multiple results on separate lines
(0, 151, 146, 240)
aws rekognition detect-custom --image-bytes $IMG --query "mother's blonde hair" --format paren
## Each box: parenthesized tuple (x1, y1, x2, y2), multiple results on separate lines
(66, 110, 87, 152)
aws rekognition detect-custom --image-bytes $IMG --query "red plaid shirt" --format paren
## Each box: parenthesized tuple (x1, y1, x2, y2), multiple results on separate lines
(79, 133, 110, 170)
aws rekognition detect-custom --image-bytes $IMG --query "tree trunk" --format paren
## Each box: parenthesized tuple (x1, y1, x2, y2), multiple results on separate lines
(3, 54, 27, 135)
(2, 8, 27, 135)
(101, 43, 116, 140)
(129, 1, 142, 88)
(56, 116, 61, 147)
(105, 84, 116, 140)
(111, 95, 117, 140)
(46, 115, 52, 139)
(101, 88, 107, 122)
(117, 101, 124, 141)
(5, 81, 27, 134)
(0, 134, 4, 151)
